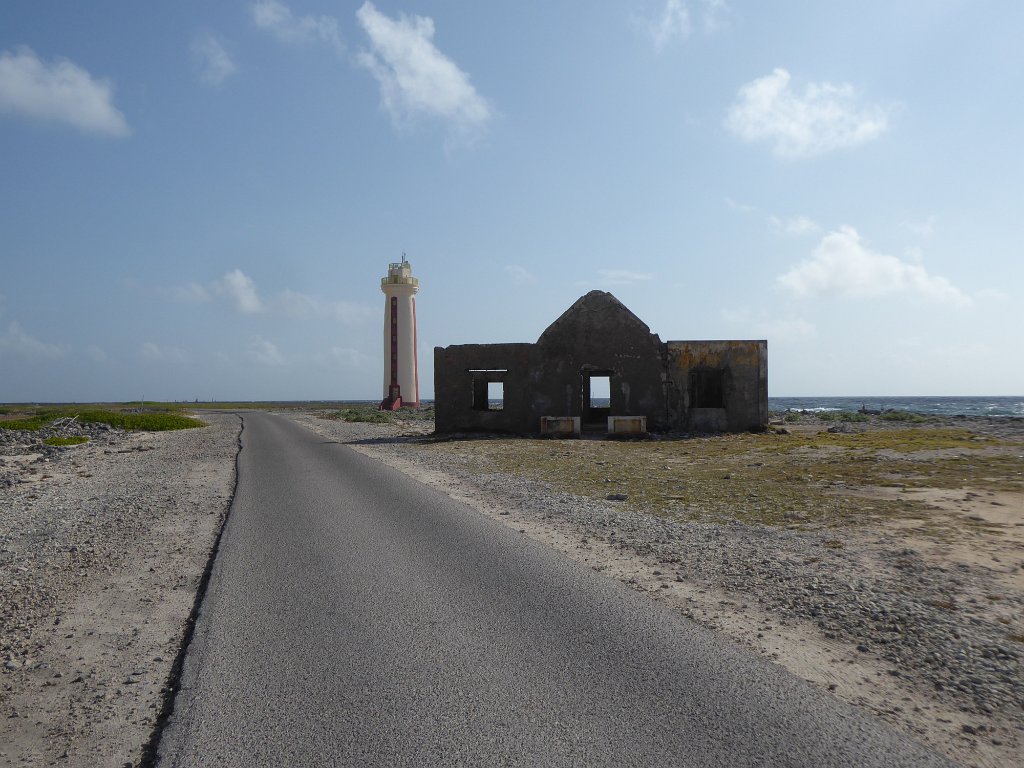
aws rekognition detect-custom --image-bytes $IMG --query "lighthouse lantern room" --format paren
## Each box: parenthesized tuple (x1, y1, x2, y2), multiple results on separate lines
(379, 256, 419, 410)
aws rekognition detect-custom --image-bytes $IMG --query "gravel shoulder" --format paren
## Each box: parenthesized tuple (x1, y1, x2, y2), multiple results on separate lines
(0, 413, 238, 768)
(287, 411, 1024, 768)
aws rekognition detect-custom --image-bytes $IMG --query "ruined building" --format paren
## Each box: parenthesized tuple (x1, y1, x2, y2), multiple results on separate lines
(434, 291, 767, 434)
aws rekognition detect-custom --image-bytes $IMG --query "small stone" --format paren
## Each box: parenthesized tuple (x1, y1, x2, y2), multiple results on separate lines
(606, 493, 628, 501)
(962, 724, 977, 735)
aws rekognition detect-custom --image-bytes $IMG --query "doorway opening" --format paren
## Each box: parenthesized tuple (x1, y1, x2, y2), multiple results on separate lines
(582, 370, 613, 429)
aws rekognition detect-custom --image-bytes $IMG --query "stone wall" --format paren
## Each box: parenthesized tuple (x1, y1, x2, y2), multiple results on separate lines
(434, 291, 767, 435)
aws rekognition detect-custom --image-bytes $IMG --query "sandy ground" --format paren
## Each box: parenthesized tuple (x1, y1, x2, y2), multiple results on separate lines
(0, 414, 238, 768)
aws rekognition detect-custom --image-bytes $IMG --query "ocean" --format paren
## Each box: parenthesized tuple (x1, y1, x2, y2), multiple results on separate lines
(767, 396, 1024, 418)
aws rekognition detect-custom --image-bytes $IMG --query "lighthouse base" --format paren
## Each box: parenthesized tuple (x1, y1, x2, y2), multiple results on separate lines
(379, 395, 403, 411)
(380, 384, 403, 411)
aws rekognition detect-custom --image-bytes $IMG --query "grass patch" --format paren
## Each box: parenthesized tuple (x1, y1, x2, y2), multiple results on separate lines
(324, 404, 435, 424)
(334, 407, 396, 424)
(879, 410, 931, 423)
(0, 406, 203, 432)
(75, 410, 204, 431)
(415, 423, 1022, 532)
(818, 411, 870, 422)
(43, 436, 89, 446)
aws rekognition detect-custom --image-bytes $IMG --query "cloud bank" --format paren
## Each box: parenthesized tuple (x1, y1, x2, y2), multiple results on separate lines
(726, 68, 888, 158)
(778, 226, 971, 306)
(0, 46, 130, 136)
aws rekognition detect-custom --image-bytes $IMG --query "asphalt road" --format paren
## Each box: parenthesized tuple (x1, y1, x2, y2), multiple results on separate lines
(156, 412, 953, 767)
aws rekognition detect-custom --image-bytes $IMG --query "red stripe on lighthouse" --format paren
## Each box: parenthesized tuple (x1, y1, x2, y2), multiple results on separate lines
(390, 296, 399, 389)
(411, 296, 419, 407)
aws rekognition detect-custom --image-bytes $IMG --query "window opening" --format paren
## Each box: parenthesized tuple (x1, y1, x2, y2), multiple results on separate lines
(487, 381, 504, 410)
(690, 369, 724, 408)
(470, 369, 507, 412)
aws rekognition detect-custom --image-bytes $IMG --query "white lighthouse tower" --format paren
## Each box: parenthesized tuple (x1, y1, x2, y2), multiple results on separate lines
(379, 255, 419, 410)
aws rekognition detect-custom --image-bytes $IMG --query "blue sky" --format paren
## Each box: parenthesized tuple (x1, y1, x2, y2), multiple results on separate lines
(1, 1, 1021, 402)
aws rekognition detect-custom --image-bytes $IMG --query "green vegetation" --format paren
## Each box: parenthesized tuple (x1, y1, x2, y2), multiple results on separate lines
(334, 407, 397, 424)
(323, 404, 436, 424)
(43, 436, 89, 446)
(879, 410, 931, 423)
(0, 404, 203, 432)
(817, 410, 870, 422)
(75, 410, 203, 431)
(416, 424, 1021, 533)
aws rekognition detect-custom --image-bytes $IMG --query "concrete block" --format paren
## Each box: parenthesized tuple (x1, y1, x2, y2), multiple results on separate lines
(540, 416, 580, 437)
(608, 415, 646, 435)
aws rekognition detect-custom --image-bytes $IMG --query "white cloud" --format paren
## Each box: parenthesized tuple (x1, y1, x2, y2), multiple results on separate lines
(505, 265, 537, 285)
(173, 271, 373, 324)
(140, 342, 188, 363)
(214, 269, 265, 314)
(700, 0, 728, 34)
(725, 68, 888, 158)
(637, 1, 727, 51)
(0, 46, 130, 136)
(724, 196, 757, 214)
(768, 214, 820, 237)
(247, 336, 285, 366)
(597, 269, 653, 286)
(777, 226, 971, 307)
(192, 32, 237, 87)
(0, 320, 65, 358)
(647, 0, 690, 52)
(356, 2, 491, 137)
(252, 0, 344, 54)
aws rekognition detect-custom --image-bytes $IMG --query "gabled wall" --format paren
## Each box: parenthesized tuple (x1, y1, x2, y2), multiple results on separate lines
(531, 292, 666, 428)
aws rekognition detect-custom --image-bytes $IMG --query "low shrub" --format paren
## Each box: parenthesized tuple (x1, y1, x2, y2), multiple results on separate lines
(818, 411, 869, 423)
(75, 410, 204, 431)
(43, 436, 89, 446)
(337, 407, 395, 424)
(879, 410, 929, 423)
(0, 415, 53, 431)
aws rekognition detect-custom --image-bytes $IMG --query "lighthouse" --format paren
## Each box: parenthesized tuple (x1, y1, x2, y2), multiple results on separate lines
(379, 256, 419, 410)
